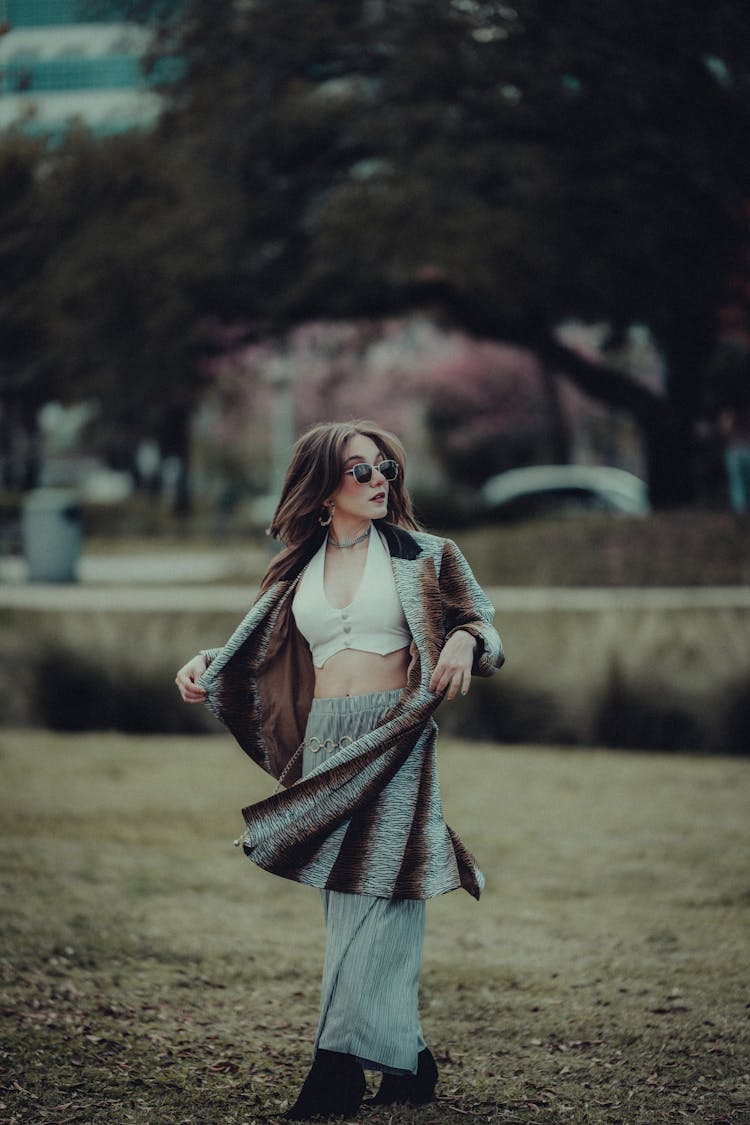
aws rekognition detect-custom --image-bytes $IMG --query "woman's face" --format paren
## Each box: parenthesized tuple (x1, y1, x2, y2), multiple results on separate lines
(326, 433, 392, 525)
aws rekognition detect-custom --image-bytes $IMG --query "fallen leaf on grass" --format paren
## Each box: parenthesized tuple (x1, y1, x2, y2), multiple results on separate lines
(207, 1058, 240, 1073)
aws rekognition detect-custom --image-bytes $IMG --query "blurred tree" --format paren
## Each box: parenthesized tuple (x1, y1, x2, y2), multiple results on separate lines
(0, 126, 229, 505)
(205, 316, 554, 490)
(5, 0, 749, 506)
(33, 128, 204, 506)
(140, 0, 750, 504)
(0, 134, 51, 487)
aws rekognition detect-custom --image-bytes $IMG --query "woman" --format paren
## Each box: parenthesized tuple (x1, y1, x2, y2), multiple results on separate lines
(176, 420, 504, 1119)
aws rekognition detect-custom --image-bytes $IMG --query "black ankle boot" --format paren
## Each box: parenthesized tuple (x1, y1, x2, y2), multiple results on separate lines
(366, 1047, 438, 1107)
(284, 1049, 365, 1120)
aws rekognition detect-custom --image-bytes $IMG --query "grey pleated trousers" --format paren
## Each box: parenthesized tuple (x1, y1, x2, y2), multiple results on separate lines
(301, 690, 427, 1075)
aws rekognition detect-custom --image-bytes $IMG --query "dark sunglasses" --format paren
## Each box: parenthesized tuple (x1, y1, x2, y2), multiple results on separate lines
(344, 459, 399, 485)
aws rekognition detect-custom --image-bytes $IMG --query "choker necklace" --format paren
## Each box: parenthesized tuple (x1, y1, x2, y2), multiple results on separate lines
(328, 527, 370, 549)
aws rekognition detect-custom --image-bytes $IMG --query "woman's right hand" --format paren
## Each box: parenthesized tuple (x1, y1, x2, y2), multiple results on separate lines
(175, 654, 208, 703)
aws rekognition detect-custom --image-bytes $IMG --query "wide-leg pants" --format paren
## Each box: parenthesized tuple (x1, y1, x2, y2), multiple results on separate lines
(301, 690, 427, 1075)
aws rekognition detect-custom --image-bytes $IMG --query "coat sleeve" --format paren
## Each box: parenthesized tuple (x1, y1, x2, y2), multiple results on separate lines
(438, 539, 505, 677)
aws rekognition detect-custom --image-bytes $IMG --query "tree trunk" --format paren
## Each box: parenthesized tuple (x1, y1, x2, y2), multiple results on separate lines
(540, 364, 571, 463)
(160, 405, 193, 519)
(642, 410, 694, 508)
(645, 315, 716, 507)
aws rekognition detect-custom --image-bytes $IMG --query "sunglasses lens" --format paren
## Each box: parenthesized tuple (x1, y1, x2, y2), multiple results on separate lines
(352, 463, 373, 483)
(380, 460, 398, 481)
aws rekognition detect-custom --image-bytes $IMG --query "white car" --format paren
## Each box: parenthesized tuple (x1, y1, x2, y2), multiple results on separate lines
(480, 465, 650, 521)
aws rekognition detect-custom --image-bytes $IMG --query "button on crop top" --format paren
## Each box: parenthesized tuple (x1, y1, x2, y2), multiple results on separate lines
(291, 525, 411, 668)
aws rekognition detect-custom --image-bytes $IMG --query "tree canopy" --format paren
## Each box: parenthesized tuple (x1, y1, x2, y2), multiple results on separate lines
(3, 0, 750, 502)
(133, 0, 750, 501)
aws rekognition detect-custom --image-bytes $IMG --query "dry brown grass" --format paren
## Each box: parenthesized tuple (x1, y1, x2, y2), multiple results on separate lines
(1, 730, 748, 1124)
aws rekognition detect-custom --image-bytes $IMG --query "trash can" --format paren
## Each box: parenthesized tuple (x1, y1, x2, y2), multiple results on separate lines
(22, 488, 82, 583)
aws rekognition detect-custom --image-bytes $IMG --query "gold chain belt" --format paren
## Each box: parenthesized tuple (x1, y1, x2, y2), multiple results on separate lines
(303, 735, 354, 754)
(266, 733, 356, 800)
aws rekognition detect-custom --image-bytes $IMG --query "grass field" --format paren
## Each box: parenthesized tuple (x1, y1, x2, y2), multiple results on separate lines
(1, 731, 748, 1125)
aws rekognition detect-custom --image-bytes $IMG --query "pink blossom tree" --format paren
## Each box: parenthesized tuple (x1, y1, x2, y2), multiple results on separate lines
(199, 316, 557, 492)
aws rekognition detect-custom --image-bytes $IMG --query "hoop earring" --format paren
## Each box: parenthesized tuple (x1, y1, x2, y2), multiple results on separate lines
(319, 504, 334, 527)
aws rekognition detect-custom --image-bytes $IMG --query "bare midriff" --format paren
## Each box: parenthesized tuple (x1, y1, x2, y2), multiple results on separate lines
(313, 645, 411, 698)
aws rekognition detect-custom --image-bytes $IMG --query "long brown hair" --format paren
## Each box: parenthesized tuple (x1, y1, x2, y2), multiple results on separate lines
(261, 420, 421, 591)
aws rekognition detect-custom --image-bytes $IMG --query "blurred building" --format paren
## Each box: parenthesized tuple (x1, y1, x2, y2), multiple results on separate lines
(0, 0, 179, 139)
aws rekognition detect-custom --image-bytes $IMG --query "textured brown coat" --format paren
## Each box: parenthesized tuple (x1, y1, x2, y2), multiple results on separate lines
(200, 524, 504, 900)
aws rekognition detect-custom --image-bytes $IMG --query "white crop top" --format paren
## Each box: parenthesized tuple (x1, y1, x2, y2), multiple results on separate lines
(292, 525, 411, 668)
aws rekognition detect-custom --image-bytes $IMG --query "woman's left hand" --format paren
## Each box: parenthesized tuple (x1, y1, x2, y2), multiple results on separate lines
(429, 630, 477, 700)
